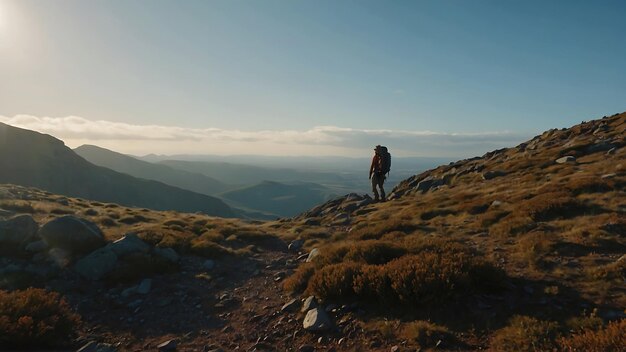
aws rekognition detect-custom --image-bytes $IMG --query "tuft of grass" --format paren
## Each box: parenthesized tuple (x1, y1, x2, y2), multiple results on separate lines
(0, 288, 81, 349)
(559, 319, 625, 352)
(283, 263, 315, 293)
(490, 315, 560, 352)
(190, 239, 234, 258)
(0, 200, 35, 213)
(402, 320, 453, 349)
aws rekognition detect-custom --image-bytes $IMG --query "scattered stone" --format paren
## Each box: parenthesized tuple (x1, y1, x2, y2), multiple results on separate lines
(288, 239, 304, 252)
(302, 218, 320, 226)
(74, 247, 118, 280)
(39, 215, 105, 255)
(157, 339, 177, 351)
(154, 247, 180, 263)
(109, 233, 149, 257)
(136, 278, 152, 294)
(491, 200, 502, 207)
(303, 308, 332, 332)
(390, 346, 400, 352)
(25, 240, 48, 253)
(203, 259, 215, 270)
(601, 173, 616, 179)
(281, 298, 300, 313)
(606, 147, 616, 155)
(301, 296, 318, 312)
(555, 156, 576, 164)
(0, 214, 39, 249)
(76, 341, 117, 352)
(306, 248, 320, 263)
(298, 345, 315, 352)
(337, 337, 346, 345)
(317, 336, 328, 344)
(482, 170, 507, 180)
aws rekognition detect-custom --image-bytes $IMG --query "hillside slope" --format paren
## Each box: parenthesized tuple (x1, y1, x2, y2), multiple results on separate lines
(74, 145, 230, 195)
(0, 123, 235, 217)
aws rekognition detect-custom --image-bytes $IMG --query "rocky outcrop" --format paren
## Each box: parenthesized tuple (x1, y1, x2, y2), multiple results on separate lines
(74, 247, 118, 280)
(39, 216, 105, 256)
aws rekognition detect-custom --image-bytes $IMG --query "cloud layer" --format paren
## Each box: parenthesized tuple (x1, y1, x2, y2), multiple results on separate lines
(0, 114, 531, 157)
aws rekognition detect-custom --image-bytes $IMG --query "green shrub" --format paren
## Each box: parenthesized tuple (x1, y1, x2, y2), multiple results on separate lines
(0, 288, 80, 349)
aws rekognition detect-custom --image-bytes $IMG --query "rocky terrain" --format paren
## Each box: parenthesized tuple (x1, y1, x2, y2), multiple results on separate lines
(1, 112, 625, 351)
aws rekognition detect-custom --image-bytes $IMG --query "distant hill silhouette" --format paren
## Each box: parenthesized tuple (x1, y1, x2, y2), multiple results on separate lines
(0, 123, 235, 217)
(74, 145, 229, 195)
(157, 159, 347, 186)
(220, 181, 337, 217)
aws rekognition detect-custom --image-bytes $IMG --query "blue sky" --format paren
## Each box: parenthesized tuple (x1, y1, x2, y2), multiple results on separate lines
(0, 0, 624, 156)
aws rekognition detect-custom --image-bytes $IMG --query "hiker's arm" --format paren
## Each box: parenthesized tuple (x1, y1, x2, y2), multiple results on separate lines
(369, 156, 376, 179)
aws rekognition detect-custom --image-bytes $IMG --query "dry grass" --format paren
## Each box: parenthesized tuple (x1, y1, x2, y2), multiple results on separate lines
(401, 320, 453, 349)
(559, 319, 626, 352)
(490, 315, 560, 352)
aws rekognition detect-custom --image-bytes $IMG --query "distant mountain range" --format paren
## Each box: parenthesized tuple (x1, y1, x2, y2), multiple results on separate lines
(0, 123, 235, 217)
(74, 145, 230, 195)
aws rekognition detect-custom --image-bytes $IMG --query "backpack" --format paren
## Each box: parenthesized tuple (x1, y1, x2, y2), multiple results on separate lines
(379, 146, 391, 176)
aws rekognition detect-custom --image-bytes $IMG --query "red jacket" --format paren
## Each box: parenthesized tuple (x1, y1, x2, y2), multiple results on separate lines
(369, 154, 382, 178)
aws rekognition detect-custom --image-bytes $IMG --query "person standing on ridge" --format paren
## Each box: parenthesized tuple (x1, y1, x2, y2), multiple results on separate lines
(369, 145, 391, 201)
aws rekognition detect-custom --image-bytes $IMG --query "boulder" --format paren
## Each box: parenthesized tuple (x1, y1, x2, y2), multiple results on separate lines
(48, 247, 72, 268)
(39, 216, 105, 255)
(482, 170, 507, 180)
(416, 176, 444, 193)
(303, 308, 332, 331)
(75, 247, 118, 280)
(288, 239, 304, 252)
(0, 214, 39, 249)
(154, 247, 180, 263)
(25, 240, 48, 253)
(109, 233, 149, 257)
(306, 248, 320, 263)
(555, 156, 576, 164)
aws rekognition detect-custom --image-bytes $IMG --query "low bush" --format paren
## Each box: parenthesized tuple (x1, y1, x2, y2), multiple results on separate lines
(0, 288, 80, 349)
(348, 219, 418, 240)
(0, 200, 35, 213)
(402, 320, 453, 349)
(516, 231, 557, 268)
(522, 192, 588, 222)
(559, 319, 625, 352)
(490, 315, 560, 352)
(190, 239, 233, 258)
(283, 263, 315, 293)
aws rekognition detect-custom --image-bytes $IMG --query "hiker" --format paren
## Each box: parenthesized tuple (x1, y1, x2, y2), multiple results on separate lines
(369, 145, 391, 201)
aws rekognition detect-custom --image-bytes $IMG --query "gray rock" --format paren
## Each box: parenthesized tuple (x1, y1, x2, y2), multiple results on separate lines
(0, 214, 39, 249)
(356, 198, 373, 208)
(39, 216, 105, 255)
(281, 298, 300, 313)
(288, 239, 304, 252)
(482, 170, 507, 180)
(25, 240, 48, 253)
(301, 296, 318, 313)
(77, 341, 117, 352)
(154, 247, 179, 263)
(491, 200, 502, 207)
(303, 308, 332, 331)
(606, 147, 616, 155)
(555, 156, 576, 164)
(48, 247, 72, 268)
(306, 248, 320, 263)
(416, 176, 444, 193)
(157, 339, 177, 351)
(75, 247, 118, 280)
(136, 278, 152, 294)
(203, 259, 215, 270)
(301, 218, 320, 226)
(298, 345, 315, 352)
(601, 173, 616, 179)
(109, 233, 149, 257)
(390, 346, 400, 352)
